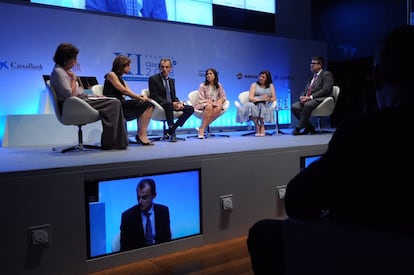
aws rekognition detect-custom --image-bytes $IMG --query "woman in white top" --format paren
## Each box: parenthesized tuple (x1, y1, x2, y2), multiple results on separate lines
(194, 68, 227, 139)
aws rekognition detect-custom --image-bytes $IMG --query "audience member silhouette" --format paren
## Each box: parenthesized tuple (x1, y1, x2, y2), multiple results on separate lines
(247, 24, 414, 274)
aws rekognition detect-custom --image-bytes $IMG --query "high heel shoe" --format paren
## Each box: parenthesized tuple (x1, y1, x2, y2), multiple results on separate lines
(198, 128, 205, 139)
(136, 135, 154, 146)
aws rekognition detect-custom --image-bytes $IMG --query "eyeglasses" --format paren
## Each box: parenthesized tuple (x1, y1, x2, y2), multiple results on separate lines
(310, 62, 320, 65)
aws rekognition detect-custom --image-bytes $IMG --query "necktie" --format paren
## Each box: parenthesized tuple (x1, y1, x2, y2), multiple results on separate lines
(144, 212, 153, 245)
(126, 0, 140, 16)
(164, 78, 172, 102)
(306, 74, 317, 97)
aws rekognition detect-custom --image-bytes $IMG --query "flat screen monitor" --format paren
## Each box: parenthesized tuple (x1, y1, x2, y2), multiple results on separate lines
(84, 168, 202, 259)
(300, 154, 322, 171)
(29, 0, 276, 33)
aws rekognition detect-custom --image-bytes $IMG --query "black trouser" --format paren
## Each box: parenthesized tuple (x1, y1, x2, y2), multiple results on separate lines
(160, 101, 194, 131)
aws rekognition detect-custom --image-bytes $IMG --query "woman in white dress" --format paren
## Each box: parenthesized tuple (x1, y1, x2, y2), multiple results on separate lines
(238, 70, 276, 136)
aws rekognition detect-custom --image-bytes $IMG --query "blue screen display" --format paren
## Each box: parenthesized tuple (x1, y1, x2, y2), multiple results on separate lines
(86, 169, 201, 258)
(300, 155, 322, 171)
(30, 0, 275, 27)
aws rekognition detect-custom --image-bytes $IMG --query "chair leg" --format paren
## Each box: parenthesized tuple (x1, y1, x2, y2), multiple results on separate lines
(188, 125, 230, 138)
(125, 121, 138, 144)
(150, 121, 185, 141)
(206, 126, 230, 138)
(269, 109, 287, 135)
(315, 116, 335, 134)
(317, 117, 322, 134)
(241, 124, 257, 136)
(187, 125, 230, 138)
(149, 121, 168, 141)
(186, 129, 202, 139)
(53, 125, 100, 153)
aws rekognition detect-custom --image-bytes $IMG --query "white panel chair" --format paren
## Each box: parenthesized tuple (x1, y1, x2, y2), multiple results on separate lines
(310, 85, 340, 133)
(91, 84, 104, 96)
(234, 91, 277, 136)
(44, 78, 101, 153)
(186, 90, 230, 138)
(141, 88, 184, 141)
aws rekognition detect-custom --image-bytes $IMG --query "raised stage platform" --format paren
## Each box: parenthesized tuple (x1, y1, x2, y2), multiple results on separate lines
(0, 130, 333, 275)
(0, 129, 333, 174)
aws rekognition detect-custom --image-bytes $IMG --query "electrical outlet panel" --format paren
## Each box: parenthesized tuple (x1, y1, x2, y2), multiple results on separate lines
(276, 185, 287, 200)
(28, 224, 51, 246)
(220, 194, 233, 211)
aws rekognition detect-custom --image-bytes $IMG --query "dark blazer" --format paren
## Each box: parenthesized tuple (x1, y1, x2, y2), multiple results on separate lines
(148, 73, 179, 105)
(302, 70, 334, 102)
(120, 203, 171, 251)
(285, 102, 414, 234)
(86, 0, 167, 19)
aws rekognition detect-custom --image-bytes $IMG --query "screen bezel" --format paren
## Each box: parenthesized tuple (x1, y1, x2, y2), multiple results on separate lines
(84, 168, 202, 259)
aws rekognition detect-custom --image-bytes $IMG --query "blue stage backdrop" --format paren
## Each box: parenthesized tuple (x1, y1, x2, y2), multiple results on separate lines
(0, 2, 326, 144)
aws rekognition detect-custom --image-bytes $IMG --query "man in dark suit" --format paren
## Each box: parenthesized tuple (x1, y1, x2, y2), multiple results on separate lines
(120, 178, 171, 251)
(86, 0, 167, 20)
(291, 56, 334, 135)
(247, 25, 414, 275)
(148, 58, 194, 142)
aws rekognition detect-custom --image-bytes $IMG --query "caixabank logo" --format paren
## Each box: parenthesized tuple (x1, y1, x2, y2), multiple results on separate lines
(113, 52, 177, 82)
(0, 59, 43, 71)
(0, 60, 8, 70)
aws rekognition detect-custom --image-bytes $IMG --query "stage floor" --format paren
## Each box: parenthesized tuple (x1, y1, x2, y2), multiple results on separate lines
(0, 129, 334, 174)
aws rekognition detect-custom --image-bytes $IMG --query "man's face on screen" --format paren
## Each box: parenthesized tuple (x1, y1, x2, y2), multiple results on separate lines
(137, 184, 155, 212)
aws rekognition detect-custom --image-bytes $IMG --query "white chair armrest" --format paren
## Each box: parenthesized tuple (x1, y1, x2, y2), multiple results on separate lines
(61, 97, 100, 125)
(234, 100, 242, 109)
(223, 99, 230, 110)
(91, 84, 104, 96)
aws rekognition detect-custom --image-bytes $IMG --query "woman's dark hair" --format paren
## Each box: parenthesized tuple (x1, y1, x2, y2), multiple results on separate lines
(204, 68, 220, 89)
(53, 42, 79, 67)
(111, 55, 131, 76)
(256, 70, 273, 88)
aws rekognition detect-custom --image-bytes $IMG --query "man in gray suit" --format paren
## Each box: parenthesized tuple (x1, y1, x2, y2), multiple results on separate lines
(291, 56, 334, 135)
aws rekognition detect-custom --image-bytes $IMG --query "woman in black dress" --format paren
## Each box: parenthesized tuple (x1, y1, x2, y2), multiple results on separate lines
(103, 55, 154, 145)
